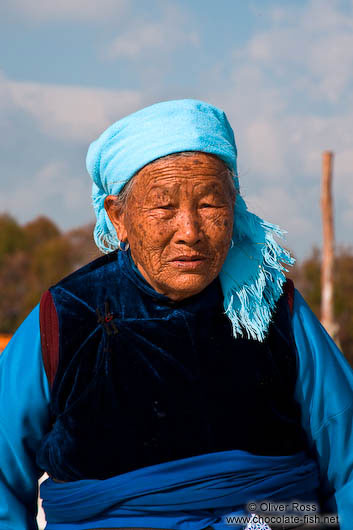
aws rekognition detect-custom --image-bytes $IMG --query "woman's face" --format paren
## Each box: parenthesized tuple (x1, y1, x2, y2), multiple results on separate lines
(105, 152, 235, 301)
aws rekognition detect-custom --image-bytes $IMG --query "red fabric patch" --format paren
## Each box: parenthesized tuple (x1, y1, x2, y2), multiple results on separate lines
(283, 278, 295, 316)
(39, 290, 59, 388)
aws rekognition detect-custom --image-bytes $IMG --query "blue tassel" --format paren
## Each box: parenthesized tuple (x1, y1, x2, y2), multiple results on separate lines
(220, 191, 295, 342)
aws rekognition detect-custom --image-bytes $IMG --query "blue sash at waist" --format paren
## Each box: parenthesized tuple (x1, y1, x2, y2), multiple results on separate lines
(41, 449, 321, 530)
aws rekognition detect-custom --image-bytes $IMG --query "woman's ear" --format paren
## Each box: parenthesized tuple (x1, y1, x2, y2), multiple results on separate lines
(104, 195, 128, 243)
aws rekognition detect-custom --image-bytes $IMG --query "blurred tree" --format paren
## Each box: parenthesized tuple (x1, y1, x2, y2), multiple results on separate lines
(0, 251, 29, 333)
(334, 247, 353, 362)
(25, 236, 75, 312)
(0, 216, 101, 333)
(291, 246, 353, 365)
(291, 247, 321, 315)
(24, 216, 60, 248)
(66, 223, 100, 270)
(0, 215, 75, 332)
(0, 214, 27, 264)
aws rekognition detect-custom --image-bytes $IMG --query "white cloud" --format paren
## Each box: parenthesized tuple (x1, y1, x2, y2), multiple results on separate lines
(0, 161, 93, 229)
(106, 3, 199, 59)
(243, 0, 353, 103)
(245, 186, 317, 254)
(234, 104, 353, 256)
(336, 149, 353, 230)
(0, 72, 145, 230)
(336, 149, 353, 181)
(2, 74, 143, 142)
(243, 119, 287, 179)
(1, 0, 127, 21)
(204, 0, 353, 257)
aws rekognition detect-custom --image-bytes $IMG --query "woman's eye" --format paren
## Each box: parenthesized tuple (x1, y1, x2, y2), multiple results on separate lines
(199, 203, 215, 208)
(156, 204, 173, 210)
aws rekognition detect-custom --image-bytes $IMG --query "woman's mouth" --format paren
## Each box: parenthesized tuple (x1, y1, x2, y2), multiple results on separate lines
(170, 255, 207, 270)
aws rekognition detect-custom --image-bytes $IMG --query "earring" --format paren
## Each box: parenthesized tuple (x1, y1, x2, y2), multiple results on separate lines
(230, 239, 235, 249)
(117, 240, 130, 252)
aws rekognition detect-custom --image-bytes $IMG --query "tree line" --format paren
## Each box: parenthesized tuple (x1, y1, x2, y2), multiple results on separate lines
(1, 213, 352, 365)
(0, 214, 100, 335)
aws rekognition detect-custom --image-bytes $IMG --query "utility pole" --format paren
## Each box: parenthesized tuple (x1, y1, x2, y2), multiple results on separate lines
(320, 151, 338, 340)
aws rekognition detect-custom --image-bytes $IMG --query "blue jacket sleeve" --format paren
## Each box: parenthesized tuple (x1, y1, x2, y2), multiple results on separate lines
(0, 305, 51, 530)
(292, 289, 353, 529)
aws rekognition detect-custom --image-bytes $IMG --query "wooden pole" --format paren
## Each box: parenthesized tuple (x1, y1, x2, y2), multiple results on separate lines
(321, 151, 338, 338)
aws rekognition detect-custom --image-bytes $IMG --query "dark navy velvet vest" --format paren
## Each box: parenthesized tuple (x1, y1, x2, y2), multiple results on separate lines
(36, 250, 310, 481)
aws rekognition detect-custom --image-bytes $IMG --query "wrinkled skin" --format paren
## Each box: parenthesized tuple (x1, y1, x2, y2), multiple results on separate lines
(104, 152, 235, 301)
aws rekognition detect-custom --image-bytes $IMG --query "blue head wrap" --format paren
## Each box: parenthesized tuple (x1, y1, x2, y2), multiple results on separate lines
(86, 99, 294, 341)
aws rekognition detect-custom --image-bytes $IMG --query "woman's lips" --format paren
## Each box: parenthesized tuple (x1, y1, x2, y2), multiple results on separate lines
(169, 255, 207, 270)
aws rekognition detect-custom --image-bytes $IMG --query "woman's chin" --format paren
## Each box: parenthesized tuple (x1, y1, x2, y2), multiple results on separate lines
(161, 272, 215, 301)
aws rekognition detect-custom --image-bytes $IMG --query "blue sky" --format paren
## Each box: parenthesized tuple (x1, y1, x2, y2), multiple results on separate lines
(1, 0, 352, 259)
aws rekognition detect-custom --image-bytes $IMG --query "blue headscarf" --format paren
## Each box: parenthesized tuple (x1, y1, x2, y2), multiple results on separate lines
(86, 99, 294, 341)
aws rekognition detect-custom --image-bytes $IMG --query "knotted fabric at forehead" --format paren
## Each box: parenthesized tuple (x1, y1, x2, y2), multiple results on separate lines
(86, 98, 294, 342)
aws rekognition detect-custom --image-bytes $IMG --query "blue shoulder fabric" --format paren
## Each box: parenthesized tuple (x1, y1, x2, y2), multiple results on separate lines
(292, 289, 353, 530)
(0, 305, 51, 529)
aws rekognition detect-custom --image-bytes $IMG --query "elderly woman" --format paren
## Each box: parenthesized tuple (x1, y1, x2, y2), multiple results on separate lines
(0, 100, 352, 530)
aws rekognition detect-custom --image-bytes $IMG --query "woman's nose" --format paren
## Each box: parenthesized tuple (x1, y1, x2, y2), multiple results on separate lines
(174, 209, 201, 245)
